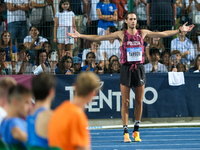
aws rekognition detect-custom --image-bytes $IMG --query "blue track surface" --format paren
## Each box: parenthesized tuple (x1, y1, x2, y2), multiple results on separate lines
(90, 127, 200, 150)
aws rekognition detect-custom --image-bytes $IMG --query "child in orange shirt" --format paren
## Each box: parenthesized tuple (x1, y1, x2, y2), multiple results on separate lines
(48, 72, 100, 150)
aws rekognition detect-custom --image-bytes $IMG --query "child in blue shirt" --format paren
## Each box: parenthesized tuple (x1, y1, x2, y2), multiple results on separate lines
(82, 52, 96, 72)
(0, 85, 32, 149)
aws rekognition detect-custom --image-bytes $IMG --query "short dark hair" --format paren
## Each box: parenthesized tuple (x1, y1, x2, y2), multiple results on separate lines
(86, 52, 96, 59)
(8, 84, 32, 103)
(58, 55, 73, 74)
(42, 41, 52, 49)
(36, 49, 47, 66)
(108, 26, 118, 33)
(18, 43, 27, 52)
(161, 51, 171, 58)
(32, 73, 56, 101)
(0, 47, 5, 53)
(29, 26, 39, 31)
(149, 47, 160, 56)
(109, 55, 119, 63)
(85, 52, 95, 65)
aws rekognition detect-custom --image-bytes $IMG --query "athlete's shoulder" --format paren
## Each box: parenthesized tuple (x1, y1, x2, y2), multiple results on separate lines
(140, 29, 152, 38)
(113, 30, 124, 37)
(140, 29, 151, 34)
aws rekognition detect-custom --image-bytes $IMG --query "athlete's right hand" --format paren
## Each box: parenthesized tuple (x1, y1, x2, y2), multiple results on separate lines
(67, 28, 80, 38)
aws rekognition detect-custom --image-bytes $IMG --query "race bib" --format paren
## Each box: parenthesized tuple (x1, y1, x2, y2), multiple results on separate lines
(127, 47, 142, 62)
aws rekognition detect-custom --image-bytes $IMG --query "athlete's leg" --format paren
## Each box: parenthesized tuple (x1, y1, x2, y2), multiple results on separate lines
(132, 84, 145, 142)
(120, 84, 131, 126)
(134, 84, 145, 122)
(120, 84, 131, 142)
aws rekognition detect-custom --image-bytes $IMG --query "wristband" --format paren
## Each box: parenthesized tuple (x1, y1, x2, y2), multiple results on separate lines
(179, 28, 181, 33)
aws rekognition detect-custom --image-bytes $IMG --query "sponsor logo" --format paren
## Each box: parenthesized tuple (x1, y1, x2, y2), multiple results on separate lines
(127, 41, 141, 46)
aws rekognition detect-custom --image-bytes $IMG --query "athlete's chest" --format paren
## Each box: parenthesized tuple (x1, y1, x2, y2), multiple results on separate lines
(123, 34, 143, 47)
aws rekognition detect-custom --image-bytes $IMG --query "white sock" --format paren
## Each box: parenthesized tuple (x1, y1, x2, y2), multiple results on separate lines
(135, 120, 140, 126)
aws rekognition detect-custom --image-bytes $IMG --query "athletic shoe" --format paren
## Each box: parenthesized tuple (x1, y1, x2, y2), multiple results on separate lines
(124, 133, 131, 142)
(132, 131, 141, 142)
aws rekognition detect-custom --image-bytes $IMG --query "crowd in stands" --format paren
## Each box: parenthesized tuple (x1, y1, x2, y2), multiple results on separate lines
(0, 0, 200, 75)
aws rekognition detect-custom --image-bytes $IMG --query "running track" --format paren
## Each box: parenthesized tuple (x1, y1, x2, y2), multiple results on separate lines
(90, 127, 200, 150)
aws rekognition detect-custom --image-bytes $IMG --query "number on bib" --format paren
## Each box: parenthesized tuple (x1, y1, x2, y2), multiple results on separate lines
(127, 47, 142, 62)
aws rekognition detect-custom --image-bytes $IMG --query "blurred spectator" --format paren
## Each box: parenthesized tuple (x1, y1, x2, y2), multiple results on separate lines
(147, 0, 176, 52)
(145, 31, 165, 62)
(35, 49, 53, 74)
(72, 56, 82, 74)
(54, 0, 76, 59)
(108, 59, 120, 73)
(29, 0, 56, 41)
(134, 0, 147, 27)
(189, 54, 200, 72)
(96, 0, 118, 35)
(171, 27, 195, 65)
(0, 48, 9, 75)
(0, 76, 16, 126)
(64, 49, 71, 57)
(7, 44, 35, 75)
(0, 0, 6, 34)
(27, 73, 56, 149)
(5, 0, 29, 44)
(144, 47, 168, 73)
(184, 0, 200, 37)
(0, 85, 32, 149)
(103, 54, 119, 71)
(55, 55, 74, 74)
(82, 51, 95, 71)
(173, 0, 183, 39)
(192, 33, 200, 58)
(84, 0, 99, 49)
(0, 30, 17, 62)
(42, 41, 52, 59)
(86, 0, 99, 35)
(112, 0, 127, 31)
(171, 50, 181, 72)
(99, 26, 120, 70)
(82, 40, 104, 68)
(109, 54, 119, 62)
(24, 26, 48, 63)
(160, 51, 172, 71)
(99, 26, 120, 60)
(177, 62, 187, 72)
(69, 0, 87, 53)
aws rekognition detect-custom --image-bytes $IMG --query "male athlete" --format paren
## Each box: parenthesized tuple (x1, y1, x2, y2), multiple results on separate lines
(68, 12, 194, 142)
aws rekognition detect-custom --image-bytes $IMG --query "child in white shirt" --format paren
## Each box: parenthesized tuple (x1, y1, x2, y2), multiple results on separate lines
(54, 0, 77, 59)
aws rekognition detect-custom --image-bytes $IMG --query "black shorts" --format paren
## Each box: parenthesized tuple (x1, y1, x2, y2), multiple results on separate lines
(119, 64, 146, 87)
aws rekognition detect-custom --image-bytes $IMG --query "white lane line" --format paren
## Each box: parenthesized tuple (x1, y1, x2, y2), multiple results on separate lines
(92, 139, 200, 142)
(91, 134, 200, 138)
(90, 130, 200, 134)
(92, 143, 200, 147)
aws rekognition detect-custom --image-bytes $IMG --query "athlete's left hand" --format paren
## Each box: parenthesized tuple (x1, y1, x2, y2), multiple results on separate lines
(180, 22, 195, 32)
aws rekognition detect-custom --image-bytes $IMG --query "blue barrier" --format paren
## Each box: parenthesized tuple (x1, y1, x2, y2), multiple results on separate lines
(51, 73, 200, 119)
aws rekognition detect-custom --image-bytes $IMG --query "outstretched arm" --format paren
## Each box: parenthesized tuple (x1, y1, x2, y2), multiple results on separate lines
(142, 22, 194, 38)
(67, 29, 122, 41)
